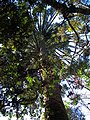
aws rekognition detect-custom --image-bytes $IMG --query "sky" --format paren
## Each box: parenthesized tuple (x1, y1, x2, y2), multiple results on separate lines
(1, 88, 90, 120)
(81, 0, 90, 5)
(0, 0, 90, 120)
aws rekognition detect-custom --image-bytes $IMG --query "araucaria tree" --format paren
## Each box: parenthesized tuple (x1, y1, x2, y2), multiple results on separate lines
(0, 0, 90, 120)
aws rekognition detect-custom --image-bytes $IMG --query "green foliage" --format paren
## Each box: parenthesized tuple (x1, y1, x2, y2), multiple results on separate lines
(64, 101, 70, 109)
(0, 0, 90, 119)
(26, 75, 33, 86)
(67, 20, 83, 32)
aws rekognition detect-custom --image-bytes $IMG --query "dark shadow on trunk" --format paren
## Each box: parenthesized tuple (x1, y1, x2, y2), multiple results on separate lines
(44, 83, 68, 120)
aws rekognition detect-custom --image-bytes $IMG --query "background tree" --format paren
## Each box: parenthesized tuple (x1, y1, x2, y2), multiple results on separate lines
(0, 0, 90, 120)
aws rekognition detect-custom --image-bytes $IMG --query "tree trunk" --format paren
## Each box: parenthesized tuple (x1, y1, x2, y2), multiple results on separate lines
(43, 83, 68, 120)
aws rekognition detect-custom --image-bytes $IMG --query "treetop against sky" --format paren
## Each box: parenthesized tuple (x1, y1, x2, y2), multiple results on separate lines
(0, 0, 90, 120)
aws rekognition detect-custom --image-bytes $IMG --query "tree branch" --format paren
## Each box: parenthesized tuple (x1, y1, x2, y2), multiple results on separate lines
(42, 0, 90, 15)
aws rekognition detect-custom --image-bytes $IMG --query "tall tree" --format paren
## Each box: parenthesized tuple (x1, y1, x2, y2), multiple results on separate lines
(0, 0, 90, 119)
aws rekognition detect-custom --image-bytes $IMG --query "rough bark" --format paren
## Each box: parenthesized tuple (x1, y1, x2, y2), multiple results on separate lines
(44, 83, 68, 120)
